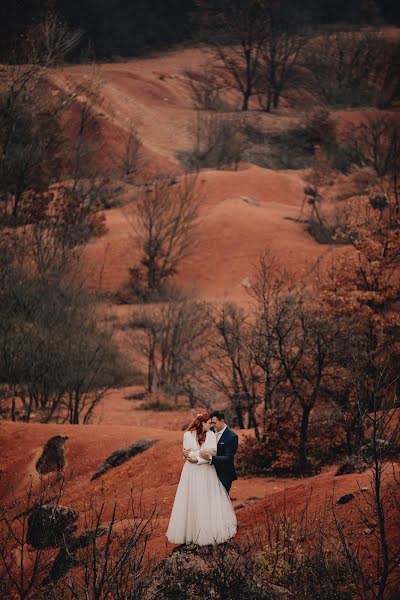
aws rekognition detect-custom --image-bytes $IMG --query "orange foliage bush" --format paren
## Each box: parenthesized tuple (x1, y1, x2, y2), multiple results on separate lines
(238, 405, 348, 476)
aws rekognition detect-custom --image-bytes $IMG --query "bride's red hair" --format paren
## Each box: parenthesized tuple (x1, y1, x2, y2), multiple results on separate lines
(187, 412, 210, 446)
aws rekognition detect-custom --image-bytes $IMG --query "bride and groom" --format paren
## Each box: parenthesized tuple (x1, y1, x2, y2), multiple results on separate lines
(166, 411, 238, 546)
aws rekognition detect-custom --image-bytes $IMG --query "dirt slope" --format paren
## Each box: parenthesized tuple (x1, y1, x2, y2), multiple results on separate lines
(1, 420, 398, 563)
(48, 51, 341, 301)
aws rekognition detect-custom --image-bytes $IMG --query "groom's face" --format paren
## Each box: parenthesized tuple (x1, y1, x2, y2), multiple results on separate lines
(210, 417, 224, 432)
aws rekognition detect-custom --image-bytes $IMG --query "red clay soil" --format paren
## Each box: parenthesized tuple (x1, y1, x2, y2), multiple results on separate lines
(2, 45, 399, 588)
(1, 420, 399, 566)
(82, 166, 331, 300)
(46, 51, 343, 301)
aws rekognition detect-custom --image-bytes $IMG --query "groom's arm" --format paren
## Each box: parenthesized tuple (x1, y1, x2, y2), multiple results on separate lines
(211, 435, 238, 466)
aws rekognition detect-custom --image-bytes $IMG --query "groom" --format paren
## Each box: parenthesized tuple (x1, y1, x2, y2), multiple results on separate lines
(200, 410, 238, 495)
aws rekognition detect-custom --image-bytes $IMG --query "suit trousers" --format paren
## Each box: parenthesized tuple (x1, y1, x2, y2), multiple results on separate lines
(223, 480, 232, 495)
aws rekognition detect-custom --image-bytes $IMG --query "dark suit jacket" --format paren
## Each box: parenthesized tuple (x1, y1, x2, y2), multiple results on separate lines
(211, 427, 238, 488)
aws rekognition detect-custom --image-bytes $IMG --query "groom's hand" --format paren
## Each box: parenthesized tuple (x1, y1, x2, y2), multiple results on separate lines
(200, 449, 211, 460)
(182, 448, 190, 459)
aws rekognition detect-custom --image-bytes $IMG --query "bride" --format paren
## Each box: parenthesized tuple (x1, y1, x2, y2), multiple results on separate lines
(166, 412, 237, 546)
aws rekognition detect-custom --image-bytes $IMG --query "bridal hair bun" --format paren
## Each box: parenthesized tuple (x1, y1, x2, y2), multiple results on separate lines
(187, 412, 210, 445)
(187, 411, 210, 432)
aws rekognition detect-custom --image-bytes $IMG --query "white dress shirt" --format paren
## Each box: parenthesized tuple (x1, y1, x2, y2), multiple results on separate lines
(216, 425, 227, 443)
(209, 425, 228, 463)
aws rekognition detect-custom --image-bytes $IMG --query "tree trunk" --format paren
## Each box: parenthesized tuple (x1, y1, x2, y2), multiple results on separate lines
(148, 348, 155, 393)
(72, 390, 80, 424)
(235, 405, 245, 429)
(247, 407, 260, 441)
(241, 91, 251, 111)
(264, 89, 272, 112)
(298, 405, 311, 473)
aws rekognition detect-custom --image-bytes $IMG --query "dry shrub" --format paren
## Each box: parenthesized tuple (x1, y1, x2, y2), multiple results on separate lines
(237, 405, 348, 476)
(301, 30, 394, 108)
(244, 110, 339, 171)
(183, 63, 227, 111)
(254, 502, 354, 600)
(308, 404, 348, 464)
(237, 410, 299, 476)
(178, 113, 248, 171)
(0, 476, 157, 600)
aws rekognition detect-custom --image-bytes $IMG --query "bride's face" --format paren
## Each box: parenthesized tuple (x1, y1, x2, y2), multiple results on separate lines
(202, 419, 211, 432)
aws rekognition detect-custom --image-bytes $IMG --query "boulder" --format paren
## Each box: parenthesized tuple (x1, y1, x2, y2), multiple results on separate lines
(335, 456, 367, 476)
(27, 504, 79, 549)
(336, 493, 354, 505)
(143, 543, 295, 600)
(91, 439, 158, 480)
(359, 439, 395, 460)
(36, 435, 68, 475)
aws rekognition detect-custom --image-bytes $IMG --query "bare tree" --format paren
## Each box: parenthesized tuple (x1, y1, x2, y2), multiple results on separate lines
(0, 234, 129, 424)
(206, 303, 259, 431)
(246, 253, 293, 442)
(126, 176, 201, 301)
(128, 294, 209, 403)
(343, 112, 400, 179)
(256, 3, 308, 112)
(332, 367, 400, 600)
(22, 9, 83, 67)
(121, 122, 142, 182)
(0, 16, 110, 233)
(183, 62, 226, 111)
(0, 81, 63, 225)
(196, 0, 271, 111)
(301, 30, 388, 107)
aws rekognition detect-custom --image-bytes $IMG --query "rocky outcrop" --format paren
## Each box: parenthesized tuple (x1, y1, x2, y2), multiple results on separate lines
(336, 493, 354, 505)
(359, 439, 396, 460)
(36, 435, 68, 475)
(91, 439, 158, 480)
(27, 504, 79, 549)
(335, 456, 367, 476)
(143, 543, 295, 600)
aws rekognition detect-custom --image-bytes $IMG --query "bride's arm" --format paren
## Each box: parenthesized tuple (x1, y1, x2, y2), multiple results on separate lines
(197, 432, 217, 464)
(183, 431, 199, 463)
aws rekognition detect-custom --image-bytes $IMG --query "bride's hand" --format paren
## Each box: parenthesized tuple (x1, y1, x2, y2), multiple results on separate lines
(200, 449, 211, 460)
(182, 448, 190, 459)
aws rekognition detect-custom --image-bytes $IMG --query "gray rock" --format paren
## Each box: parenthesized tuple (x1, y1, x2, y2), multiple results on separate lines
(143, 543, 295, 600)
(36, 435, 68, 475)
(26, 504, 79, 549)
(359, 439, 394, 460)
(336, 493, 354, 505)
(335, 456, 367, 476)
(91, 439, 158, 480)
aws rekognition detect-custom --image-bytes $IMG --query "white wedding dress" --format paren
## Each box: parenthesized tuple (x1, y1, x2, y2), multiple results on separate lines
(166, 430, 237, 546)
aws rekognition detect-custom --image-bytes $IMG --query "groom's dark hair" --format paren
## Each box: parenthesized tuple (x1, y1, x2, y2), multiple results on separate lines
(210, 410, 225, 421)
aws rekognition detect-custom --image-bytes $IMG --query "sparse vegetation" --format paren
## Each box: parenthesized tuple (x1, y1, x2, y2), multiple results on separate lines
(126, 176, 201, 301)
(0, 477, 157, 600)
(179, 113, 248, 171)
(1, 4, 400, 600)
